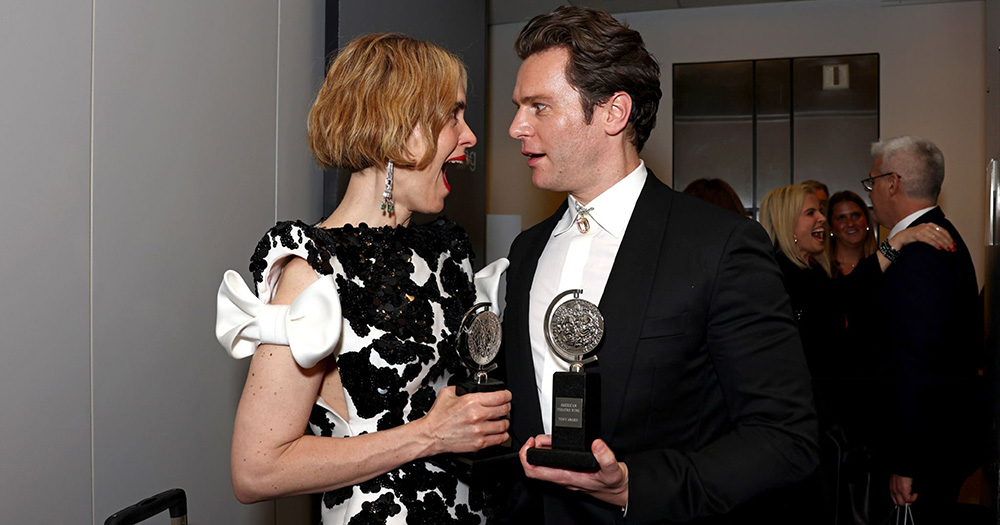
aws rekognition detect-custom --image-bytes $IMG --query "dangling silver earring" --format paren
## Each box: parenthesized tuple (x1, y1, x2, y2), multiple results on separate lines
(793, 236, 798, 244)
(866, 226, 871, 231)
(380, 160, 394, 214)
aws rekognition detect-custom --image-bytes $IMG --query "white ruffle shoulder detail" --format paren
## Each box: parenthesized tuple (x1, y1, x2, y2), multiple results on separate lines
(215, 269, 342, 369)
(473, 258, 509, 315)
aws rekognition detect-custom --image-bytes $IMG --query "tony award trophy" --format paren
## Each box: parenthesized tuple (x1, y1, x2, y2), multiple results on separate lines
(455, 302, 504, 395)
(432, 302, 517, 484)
(526, 289, 604, 471)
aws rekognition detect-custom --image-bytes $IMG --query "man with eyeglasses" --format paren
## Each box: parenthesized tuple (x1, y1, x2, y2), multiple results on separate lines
(862, 136, 984, 522)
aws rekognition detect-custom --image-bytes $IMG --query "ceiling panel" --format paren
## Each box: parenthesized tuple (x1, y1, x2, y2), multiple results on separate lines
(489, 0, 804, 25)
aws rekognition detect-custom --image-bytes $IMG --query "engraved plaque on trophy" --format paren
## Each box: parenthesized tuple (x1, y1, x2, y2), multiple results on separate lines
(432, 302, 517, 484)
(526, 289, 604, 472)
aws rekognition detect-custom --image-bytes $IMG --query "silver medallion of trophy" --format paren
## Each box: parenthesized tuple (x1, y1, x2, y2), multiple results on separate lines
(455, 302, 504, 394)
(527, 289, 605, 471)
(431, 302, 517, 485)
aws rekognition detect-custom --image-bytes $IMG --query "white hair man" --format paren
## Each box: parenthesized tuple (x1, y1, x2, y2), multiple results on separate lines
(863, 136, 984, 522)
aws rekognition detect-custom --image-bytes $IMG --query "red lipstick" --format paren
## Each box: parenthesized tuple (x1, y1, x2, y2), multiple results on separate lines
(443, 155, 466, 192)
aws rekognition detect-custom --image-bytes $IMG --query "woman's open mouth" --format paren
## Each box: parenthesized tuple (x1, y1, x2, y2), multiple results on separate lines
(811, 228, 825, 243)
(443, 155, 467, 192)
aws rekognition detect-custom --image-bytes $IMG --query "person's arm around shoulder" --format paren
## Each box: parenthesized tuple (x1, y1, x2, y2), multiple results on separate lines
(230, 257, 512, 503)
(876, 222, 955, 271)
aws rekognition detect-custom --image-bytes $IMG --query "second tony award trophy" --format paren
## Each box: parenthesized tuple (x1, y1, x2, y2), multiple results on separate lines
(526, 289, 605, 471)
(432, 301, 517, 483)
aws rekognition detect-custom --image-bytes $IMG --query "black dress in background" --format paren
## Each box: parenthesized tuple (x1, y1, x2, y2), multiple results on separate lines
(775, 251, 893, 524)
(784, 251, 891, 525)
(774, 251, 846, 432)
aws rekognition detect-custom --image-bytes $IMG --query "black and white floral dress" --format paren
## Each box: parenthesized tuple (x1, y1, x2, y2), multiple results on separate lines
(249, 217, 494, 525)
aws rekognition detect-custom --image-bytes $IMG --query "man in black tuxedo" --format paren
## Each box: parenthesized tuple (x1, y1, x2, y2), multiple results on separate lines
(865, 136, 984, 522)
(500, 6, 819, 523)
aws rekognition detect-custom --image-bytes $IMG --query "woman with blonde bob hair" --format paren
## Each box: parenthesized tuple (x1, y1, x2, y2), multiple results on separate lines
(216, 33, 509, 524)
(760, 184, 831, 276)
(309, 33, 467, 177)
(760, 184, 838, 429)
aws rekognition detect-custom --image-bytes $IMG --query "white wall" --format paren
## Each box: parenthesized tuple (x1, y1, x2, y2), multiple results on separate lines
(488, 0, 987, 283)
(0, 1, 325, 523)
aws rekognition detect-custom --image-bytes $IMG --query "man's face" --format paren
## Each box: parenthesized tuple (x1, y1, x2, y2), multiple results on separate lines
(867, 156, 889, 227)
(509, 47, 604, 194)
(814, 189, 829, 214)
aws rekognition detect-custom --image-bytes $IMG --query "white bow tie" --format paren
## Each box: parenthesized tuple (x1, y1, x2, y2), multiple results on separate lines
(215, 269, 342, 369)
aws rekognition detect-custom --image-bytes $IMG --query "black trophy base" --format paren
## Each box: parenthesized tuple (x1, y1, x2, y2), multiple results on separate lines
(431, 445, 520, 486)
(526, 370, 601, 472)
(456, 376, 505, 395)
(432, 375, 516, 485)
(525, 447, 600, 472)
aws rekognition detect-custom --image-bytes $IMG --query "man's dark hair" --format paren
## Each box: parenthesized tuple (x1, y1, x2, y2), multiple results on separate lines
(515, 6, 661, 152)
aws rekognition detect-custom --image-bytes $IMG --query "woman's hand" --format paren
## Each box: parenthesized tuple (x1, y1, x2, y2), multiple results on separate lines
(889, 222, 955, 252)
(417, 386, 511, 455)
(878, 222, 955, 271)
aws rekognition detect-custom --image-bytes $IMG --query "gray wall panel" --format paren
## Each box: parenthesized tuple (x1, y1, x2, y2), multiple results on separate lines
(1, 0, 327, 523)
(277, 0, 326, 224)
(0, 2, 94, 523)
(91, 1, 279, 522)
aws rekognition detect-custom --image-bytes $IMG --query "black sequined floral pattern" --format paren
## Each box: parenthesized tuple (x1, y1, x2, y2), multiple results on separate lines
(251, 217, 492, 524)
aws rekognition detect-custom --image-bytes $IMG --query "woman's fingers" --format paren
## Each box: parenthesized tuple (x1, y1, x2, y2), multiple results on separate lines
(422, 388, 511, 453)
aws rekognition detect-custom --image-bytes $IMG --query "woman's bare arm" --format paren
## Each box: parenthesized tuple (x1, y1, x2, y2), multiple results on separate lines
(229, 257, 511, 503)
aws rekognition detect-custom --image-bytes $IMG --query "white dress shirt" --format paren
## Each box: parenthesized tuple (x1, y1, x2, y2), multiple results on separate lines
(528, 161, 647, 433)
(888, 206, 938, 239)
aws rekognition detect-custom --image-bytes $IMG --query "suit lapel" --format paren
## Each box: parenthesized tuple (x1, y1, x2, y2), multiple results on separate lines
(597, 174, 672, 439)
(507, 174, 672, 443)
(506, 202, 567, 442)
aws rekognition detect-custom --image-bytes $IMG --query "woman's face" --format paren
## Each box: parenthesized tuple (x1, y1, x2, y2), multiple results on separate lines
(830, 200, 869, 249)
(395, 86, 477, 215)
(793, 193, 827, 257)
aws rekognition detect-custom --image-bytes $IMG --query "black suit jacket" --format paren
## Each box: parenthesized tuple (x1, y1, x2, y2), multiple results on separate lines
(876, 207, 985, 484)
(501, 174, 819, 524)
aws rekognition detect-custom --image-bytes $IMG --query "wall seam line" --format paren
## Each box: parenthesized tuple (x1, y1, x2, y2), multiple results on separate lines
(274, 4, 282, 522)
(89, 1, 97, 523)
(275, 0, 282, 223)
(275, 4, 282, 522)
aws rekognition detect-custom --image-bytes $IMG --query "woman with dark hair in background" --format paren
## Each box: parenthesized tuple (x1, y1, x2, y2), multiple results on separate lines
(682, 178, 750, 217)
(215, 33, 509, 524)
